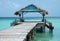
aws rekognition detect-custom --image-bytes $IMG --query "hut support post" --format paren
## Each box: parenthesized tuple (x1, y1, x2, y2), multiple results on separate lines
(40, 24, 45, 32)
(20, 12, 24, 22)
(19, 14, 21, 21)
(42, 13, 45, 21)
(22, 12, 24, 19)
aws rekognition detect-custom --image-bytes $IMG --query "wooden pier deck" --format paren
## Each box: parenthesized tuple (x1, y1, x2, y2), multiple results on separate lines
(0, 22, 45, 41)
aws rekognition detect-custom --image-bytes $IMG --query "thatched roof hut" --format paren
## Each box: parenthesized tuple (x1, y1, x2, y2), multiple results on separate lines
(15, 4, 48, 22)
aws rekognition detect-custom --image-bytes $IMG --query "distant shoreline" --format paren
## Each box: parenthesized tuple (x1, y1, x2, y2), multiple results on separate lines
(0, 17, 60, 19)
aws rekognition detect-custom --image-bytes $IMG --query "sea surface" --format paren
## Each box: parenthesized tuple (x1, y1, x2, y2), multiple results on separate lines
(0, 17, 60, 41)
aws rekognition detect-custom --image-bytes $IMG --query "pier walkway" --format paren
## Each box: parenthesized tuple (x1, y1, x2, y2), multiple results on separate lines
(0, 22, 44, 41)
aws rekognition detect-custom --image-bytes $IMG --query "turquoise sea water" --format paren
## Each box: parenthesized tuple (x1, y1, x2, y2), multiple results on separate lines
(0, 17, 60, 41)
(34, 18, 60, 41)
(0, 18, 15, 30)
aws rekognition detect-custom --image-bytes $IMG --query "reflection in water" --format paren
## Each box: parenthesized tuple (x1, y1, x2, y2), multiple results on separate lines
(35, 32, 53, 41)
(35, 25, 53, 41)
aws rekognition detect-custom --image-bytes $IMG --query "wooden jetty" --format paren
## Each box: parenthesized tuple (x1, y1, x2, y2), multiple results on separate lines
(10, 4, 54, 41)
(0, 4, 54, 41)
(14, 4, 54, 31)
(0, 22, 45, 41)
(0, 21, 54, 41)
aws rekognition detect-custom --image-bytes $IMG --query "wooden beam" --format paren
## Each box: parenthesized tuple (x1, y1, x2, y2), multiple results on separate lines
(21, 10, 43, 12)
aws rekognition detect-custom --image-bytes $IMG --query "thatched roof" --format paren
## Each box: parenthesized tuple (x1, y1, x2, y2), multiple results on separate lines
(15, 4, 48, 15)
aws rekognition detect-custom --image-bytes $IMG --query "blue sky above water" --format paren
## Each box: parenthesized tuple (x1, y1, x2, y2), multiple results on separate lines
(0, 0, 60, 17)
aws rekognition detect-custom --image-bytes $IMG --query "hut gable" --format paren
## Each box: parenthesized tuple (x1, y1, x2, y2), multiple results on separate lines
(21, 4, 40, 11)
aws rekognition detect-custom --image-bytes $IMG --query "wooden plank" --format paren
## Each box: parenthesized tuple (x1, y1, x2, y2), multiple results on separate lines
(0, 23, 37, 41)
(17, 21, 44, 24)
(0, 38, 24, 41)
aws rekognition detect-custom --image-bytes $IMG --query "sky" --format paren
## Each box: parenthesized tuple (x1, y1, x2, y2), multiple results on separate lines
(0, 0, 60, 17)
